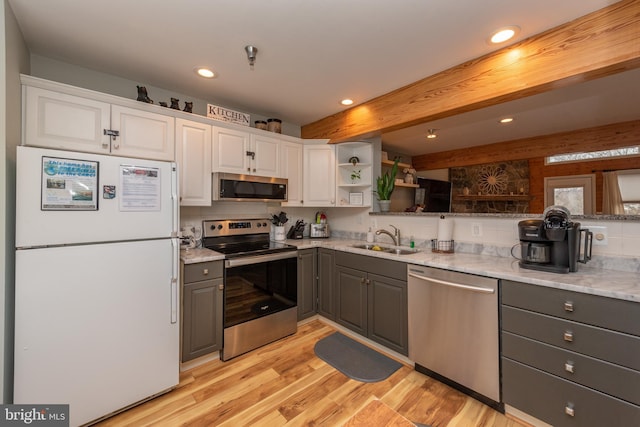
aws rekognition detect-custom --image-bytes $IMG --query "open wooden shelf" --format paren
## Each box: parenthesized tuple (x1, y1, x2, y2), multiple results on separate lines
(395, 182, 419, 188)
(381, 159, 412, 169)
(453, 194, 533, 201)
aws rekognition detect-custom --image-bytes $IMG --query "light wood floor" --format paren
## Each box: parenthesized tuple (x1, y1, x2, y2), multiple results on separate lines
(96, 320, 527, 427)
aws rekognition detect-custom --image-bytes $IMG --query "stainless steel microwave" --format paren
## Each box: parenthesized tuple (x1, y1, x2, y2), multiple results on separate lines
(212, 173, 288, 202)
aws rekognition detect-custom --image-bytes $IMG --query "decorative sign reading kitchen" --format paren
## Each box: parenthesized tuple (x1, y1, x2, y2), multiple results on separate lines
(207, 104, 250, 126)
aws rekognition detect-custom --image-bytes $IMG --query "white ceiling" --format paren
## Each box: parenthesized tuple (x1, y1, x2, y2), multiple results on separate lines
(8, 0, 634, 156)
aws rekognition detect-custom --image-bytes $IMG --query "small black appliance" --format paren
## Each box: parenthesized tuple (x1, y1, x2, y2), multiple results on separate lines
(517, 206, 592, 273)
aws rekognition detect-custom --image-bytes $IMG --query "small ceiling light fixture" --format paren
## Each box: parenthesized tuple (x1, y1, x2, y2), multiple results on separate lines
(426, 129, 437, 139)
(195, 67, 216, 78)
(244, 45, 258, 70)
(489, 26, 520, 44)
(499, 117, 514, 124)
(340, 99, 354, 106)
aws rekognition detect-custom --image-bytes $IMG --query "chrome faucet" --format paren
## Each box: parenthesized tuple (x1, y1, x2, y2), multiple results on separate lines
(376, 225, 400, 246)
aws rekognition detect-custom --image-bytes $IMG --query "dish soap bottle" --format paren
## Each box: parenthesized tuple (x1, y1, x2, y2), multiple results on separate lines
(366, 227, 374, 243)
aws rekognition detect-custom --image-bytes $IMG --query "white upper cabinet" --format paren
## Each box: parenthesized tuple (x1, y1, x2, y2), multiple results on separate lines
(212, 127, 281, 177)
(280, 141, 304, 206)
(24, 86, 111, 153)
(176, 118, 212, 206)
(303, 142, 336, 207)
(251, 133, 281, 177)
(110, 105, 175, 161)
(211, 127, 250, 173)
(23, 85, 175, 161)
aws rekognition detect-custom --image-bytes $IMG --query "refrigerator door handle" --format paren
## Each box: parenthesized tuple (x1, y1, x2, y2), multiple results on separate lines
(171, 238, 179, 324)
(171, 164, 179, 236)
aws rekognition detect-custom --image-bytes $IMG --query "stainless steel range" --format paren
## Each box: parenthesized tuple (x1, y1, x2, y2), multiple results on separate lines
(202, 219, 298, 360)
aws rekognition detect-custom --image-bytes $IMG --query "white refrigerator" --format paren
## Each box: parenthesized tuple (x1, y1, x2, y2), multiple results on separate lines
(14, 146, 180, 426)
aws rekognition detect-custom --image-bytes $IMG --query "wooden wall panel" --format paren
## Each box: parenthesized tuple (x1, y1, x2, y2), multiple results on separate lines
(529, 156, 640, 214)
(411, 119, 640, 214)
(412, 120, 640, 171)
(301, 0, 640, 142)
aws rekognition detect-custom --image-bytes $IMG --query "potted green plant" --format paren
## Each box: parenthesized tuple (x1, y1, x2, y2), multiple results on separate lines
(376, 158, 400, 211)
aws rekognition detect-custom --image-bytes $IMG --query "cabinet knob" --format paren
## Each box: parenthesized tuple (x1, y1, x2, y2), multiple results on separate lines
(564, 301, 574, 312)
(252, 168, 256, 172)
(563, 331, 574, 342)
(102, 143, 109, 149)
(564, 361, 575, 373)
(247, 167, 251, 172)
(565, 404, 575, 417)
(113, 143, 120, 149)
(218, 284, 224, 291)
(202, 268, 209, 275)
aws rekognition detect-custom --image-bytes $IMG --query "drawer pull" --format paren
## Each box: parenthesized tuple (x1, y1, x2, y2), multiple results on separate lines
(564, 301, 574, 312)
(563, 331, 573, 342)
(565, 404, 575, 417)
(202, 268, 209, 275)
(564, 361, 575, 373)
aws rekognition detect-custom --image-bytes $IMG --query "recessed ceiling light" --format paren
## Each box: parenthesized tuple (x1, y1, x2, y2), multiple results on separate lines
(499, 117, 514, 124)
(489, 26, 520, 44)
(195, 67, 216, 78)
(426, 129, 437, 139)
(340, 99, 354, 106)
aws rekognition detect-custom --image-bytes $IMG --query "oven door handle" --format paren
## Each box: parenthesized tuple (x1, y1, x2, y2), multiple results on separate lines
(225, 250, 298, 267)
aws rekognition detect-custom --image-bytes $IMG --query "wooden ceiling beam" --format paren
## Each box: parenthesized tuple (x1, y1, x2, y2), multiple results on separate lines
(411, 119, 640, 171)
(301, 0, 640, 143)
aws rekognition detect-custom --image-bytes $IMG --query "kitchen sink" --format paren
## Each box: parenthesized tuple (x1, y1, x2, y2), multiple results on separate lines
(350, 244, 419, 255)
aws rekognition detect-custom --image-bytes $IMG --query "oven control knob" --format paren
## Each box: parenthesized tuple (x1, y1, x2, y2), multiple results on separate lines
(262, 222, 267, 227)
(256, 223, 262, 228)
(217, 224, 223, 230)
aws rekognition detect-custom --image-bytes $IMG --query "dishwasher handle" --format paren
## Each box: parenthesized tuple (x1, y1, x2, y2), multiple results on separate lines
(408, 271, 495, 294)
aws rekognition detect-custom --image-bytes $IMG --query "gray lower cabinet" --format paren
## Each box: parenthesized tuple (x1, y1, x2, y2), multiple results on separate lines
(317, 248, 336, 320)
(501, 279, 640, 427)
(182, 261, 223, 362)
(335, 252, 408, 355)
(297, 248, 317, 321)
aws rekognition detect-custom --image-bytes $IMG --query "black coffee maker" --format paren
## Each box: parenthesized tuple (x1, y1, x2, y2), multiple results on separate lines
(517, 206, 592, 273)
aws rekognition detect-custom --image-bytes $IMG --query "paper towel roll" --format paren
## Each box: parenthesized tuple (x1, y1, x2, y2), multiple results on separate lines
(437, 215, 453, 241)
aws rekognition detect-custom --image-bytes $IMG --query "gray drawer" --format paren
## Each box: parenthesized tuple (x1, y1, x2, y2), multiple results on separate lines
(503, 358, 640, 427)
(502, 280, 640, 337)
(335, 251, 406, 281)
(503, 331, 640, 405)
(502, 306, 640, 371)
(183, 261, 223, 283)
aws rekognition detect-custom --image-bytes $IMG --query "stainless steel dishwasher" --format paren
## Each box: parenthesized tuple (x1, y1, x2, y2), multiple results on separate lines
(407, 265, 501, 410)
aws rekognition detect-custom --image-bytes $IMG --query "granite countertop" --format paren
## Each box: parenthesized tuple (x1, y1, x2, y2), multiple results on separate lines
(180, 248, 225, 264)
(180, 238, 640, 303)
(287, 238, 640, 303)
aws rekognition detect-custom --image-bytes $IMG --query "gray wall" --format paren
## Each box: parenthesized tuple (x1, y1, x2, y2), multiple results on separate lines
(3, 0, 30, 403)
(30, 55, 302, 138)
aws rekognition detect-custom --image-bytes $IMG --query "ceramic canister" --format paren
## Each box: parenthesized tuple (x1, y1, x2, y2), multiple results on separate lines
(267, 118, 282, 133)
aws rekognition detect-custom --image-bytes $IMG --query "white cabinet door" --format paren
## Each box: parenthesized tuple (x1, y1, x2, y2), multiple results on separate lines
(212, 127, 251, 174)
(24, 86, 111, 153)
(280, 141, 303, 206)
(303, 143, 336, 206)
(252, 133, 281, 177)
(176, 119, 212, 206)
(111, 105, 175, 161)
